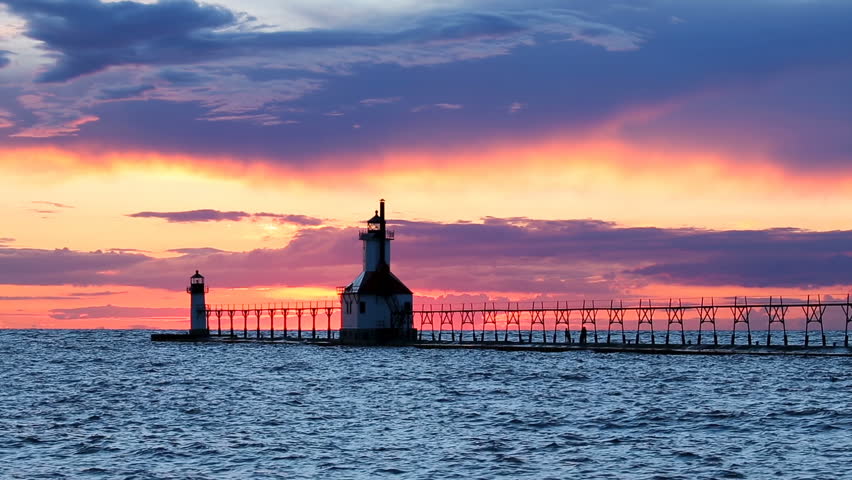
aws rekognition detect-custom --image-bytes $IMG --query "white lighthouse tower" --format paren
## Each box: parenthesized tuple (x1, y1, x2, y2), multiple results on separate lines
(187, 270, 209, 336)
(339, 200, 415, 344)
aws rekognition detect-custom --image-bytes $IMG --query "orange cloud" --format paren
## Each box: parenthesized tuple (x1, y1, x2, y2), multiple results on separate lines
(2, 132, 852, 235)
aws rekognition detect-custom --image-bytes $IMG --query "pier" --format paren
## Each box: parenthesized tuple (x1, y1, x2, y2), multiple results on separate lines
(203, 301, 338, 341)
(152, 201, 852, 355)
(181, 294, 852, 355)
(411, 295, 852, 347)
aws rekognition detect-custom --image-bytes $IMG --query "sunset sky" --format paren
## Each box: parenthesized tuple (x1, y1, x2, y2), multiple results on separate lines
(1, 0, 851, 329)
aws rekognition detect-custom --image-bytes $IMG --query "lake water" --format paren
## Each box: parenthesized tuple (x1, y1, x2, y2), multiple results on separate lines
(2, 330, 851, 479)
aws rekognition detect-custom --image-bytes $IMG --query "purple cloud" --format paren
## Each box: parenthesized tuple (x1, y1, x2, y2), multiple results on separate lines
(0, 296, 78, 301)
(128, 209, 249, 223)
(95, 84, 155, 101)
(0, 50, 12, 69)
(67, 290, 128, 297)
(32, 201, 74, 208)
(253, 212, 323, 226)
(0, 247, 149, 286)
(2, 1, 571, 83)
(1, 219, 851, 296)
(49, 305, 185, 320)
(168, 248, 229, 256)
(127, 209, 323, 225)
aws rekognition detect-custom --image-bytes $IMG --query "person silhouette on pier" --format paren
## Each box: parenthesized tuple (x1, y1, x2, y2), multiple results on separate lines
(579, 327, 588, 345)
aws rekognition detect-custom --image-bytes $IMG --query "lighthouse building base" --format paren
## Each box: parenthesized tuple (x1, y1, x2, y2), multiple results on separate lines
(340, 328, 418, 345)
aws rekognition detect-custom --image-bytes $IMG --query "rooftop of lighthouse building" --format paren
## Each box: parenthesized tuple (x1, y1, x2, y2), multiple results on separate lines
(345, 265, 412, 296)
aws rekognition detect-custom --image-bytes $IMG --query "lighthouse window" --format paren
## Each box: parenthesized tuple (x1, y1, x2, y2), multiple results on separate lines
(359, 301, 366, 314)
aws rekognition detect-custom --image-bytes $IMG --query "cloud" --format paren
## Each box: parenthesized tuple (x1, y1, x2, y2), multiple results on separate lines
(1, 0, 644, 138)
(508, 101, 526, 113)
(0, 290, 125, 301)
(2, 1, 637, 83)
(11, 94, 99, 137)
(1, 218, 851, 295)
(253, 212, 324, 226)
(0, 296, 77, 301)
(0, 50, 11, 69)
(126, 209, 323, 225)
(106, 248, 149, 254)
(32, 201, 74, 208)
(360, 97, 401, 106)
(0, 247, 149, 286)
(1, 1, 850, 174)
(197, 113, 286, 126)
(412, 103, 463, 112)
(0, 109, 13, 128)
(95, 84, 155, 101)
(168, 247, 229, 256)
(67, 290, 128, 297)
(0, 238, 14, 246)
(49, 305, 185, 320)
(128, 209, 249, 222)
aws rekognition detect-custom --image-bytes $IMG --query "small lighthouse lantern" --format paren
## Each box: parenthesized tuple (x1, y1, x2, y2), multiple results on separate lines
(368, 212, 381, 230)
(187, 270, 209, 336)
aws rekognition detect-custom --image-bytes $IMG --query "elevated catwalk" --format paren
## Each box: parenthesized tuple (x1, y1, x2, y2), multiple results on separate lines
(152, 295, 852, 355)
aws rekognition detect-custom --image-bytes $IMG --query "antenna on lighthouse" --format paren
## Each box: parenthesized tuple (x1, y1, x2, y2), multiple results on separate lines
(378, 199, 387, 267)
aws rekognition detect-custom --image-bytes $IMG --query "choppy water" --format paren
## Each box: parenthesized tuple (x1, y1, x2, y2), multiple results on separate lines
(2, 330, 851, 479)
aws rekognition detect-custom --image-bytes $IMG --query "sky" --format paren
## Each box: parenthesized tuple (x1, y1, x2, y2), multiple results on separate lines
(0, 0, 850, 329)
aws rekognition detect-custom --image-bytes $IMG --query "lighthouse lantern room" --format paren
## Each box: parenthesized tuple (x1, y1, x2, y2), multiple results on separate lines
(187, 270, 209, 336)
(339, 200, 415, 344)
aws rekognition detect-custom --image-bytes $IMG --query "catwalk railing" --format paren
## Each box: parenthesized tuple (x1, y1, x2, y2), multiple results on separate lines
(413, 295, 852, 347)
(203, 295, 852, 347)
(204, 301, 339, 340)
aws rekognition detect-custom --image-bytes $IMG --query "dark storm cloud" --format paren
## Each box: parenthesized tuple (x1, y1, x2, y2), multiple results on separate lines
(2, 0, 237, 82)
(1, 218, 850, 293)
(2, 0, 535, 83)
(27, 0, 844, 172)
(0, 0, 846, 168)
(127, 209, 322, 225)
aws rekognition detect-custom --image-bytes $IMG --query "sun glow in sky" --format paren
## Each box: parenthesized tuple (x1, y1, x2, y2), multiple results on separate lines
(1, 0, 851, 328)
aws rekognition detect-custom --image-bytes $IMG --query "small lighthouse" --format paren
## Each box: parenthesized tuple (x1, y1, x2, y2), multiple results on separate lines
(187, 270, 209, 336)
(339, 200, 415, 344)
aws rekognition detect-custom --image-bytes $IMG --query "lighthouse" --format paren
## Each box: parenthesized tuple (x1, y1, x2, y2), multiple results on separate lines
(187, 270, 209, 336)
(339, 200, 415, 344)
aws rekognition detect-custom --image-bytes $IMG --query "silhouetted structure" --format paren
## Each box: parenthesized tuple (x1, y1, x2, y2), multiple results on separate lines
(188, 270, 209, 336)
(154, 202, 852, 353)
(338, 200, 415, 344)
